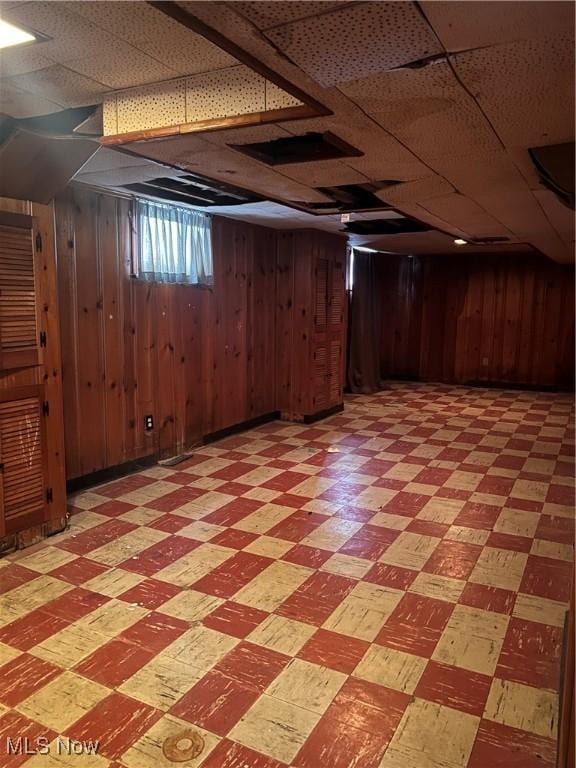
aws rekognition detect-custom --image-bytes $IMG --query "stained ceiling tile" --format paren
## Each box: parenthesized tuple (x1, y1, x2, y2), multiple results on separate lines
(452, 34, 575, 148)
(421, 0, 575, 53)
(265, 1, 443, 86)
(6, 65, 107, 106)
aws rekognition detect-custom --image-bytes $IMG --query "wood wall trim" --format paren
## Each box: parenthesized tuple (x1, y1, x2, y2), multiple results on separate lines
(148, 1, 332, 118)
(100, 104, 321, 146)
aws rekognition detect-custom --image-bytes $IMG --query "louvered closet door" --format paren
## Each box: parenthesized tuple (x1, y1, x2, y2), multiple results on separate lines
(328, 258, 345, 330)
(0, 386, 46, 537)
(313, 257, 329, 331)
(0, 221, 39, 371)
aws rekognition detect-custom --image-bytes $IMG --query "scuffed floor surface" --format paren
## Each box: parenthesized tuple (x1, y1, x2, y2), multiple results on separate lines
(0, 383, 574, 768)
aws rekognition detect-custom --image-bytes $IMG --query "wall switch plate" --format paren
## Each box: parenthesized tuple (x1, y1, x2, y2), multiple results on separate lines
(144, 415, 154, 431)
(482, 357, 489, 366)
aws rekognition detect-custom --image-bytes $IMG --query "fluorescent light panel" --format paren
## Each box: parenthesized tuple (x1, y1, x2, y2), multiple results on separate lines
(454, 238, 468, 246)
(0, 19, 36, 50)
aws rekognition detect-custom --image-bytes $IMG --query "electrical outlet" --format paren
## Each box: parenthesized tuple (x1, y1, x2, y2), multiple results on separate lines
(482, 357, 489, 366)
(144, 415, 154, 431)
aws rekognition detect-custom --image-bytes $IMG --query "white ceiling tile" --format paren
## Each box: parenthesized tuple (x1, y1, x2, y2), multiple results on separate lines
(265, 1, 443, 86)
(0, 79, 61, 117)
(186, 66, 266, 122)
(0, 46, 53, 78)
(418, 193, 515, 240)
(114, 80, 186, 134)
(64, 48, 177, 90)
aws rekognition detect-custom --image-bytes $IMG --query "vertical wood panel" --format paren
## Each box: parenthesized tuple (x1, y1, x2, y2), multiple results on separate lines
(378, 252, 574, 389)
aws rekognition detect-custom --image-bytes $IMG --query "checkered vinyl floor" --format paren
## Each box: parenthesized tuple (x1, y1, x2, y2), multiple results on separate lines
(0, 383, 574, 768)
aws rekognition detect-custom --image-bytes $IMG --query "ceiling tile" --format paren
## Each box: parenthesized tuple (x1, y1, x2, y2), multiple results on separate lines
(0, 79, 62, 117)
(418, 193, 515, 239)
(115, 81, 186, 134)
(185, 66, 266, 122)
(421, 0, 574, 53)
(63, 48, 177, 89)
(233, 1, 348, 30)
(6, 65, 107, 106)
(0, 46, 53, 78)
(452, 34, 575, 148)
(265, 1, 442, 86)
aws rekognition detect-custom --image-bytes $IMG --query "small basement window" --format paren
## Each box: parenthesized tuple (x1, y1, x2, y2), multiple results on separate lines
(136, 198, 213, 285)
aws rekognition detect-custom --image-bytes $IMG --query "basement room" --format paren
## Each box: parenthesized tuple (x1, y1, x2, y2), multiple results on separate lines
(0, 2, 574, 767)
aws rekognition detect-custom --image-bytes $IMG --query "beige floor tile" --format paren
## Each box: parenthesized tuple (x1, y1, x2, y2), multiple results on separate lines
(379, 532, 440, 571)
(121, 714, 219, 768)
(162, 625, 238, 673)
(355, 644, 427, 694)
(320, 553, 372, 579)
(353, 486, 397, 511)
(493, 508, 540, 538)
(15, 548, 78, 574)
(17, 672, 109, 731)
(243, 536, 294, 559)
(0, 642, 21, 667)
(379, 698, 480, 768)
(242, 487, 282, 503)
(157, 590, 224, 622)
(323, 583, 403, 641)
(30, 624, 109, 668)
(119, 653, 203, 710)
(177, 521, 225, 541)
(266, 658, 346, 715)
(232, 503, 295, 535)
(88, 528, 168, 566)
(444, 471, 483, 492)
(417, 498, 465, 524)
(530, 539, 574, 562)
(248, 614, 316, 656)
(68, 492, 109, 510)
(409, 572, 466, 603)
(484, 679, 558, 739)
(512, 479, 549, 503)
(513, 593, 568, 628)
(300, 499, 338, 516)
(154, 543, 233, 587)
(445, 526, 490, 546)
(468, 492, 507, 508)
(180, 491, 236, 516)
(290, 476, 336, 498)
(432, 604, 509, 675)
(76, 599, 149, 638)
(83, 569, 145, 598)
(119, 507, 165, 526)
(470, 547, 528, 591)
(234, 561, 312, 612)
(369, 511, 411, 530)
(301, 519, 362, 551)
(384, 463, 423, 481)
(524, 458, 556, 475)
(542, 502, 574, 519)
(235, 467, 284, 487)
(229, 694, 320, 764)
(0, 577, 73, 626)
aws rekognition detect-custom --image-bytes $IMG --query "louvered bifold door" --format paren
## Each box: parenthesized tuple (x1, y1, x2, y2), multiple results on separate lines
(328, 258, 345, 330)
(0, 386, 46, 537)
(0, 217, 39, 371)
(313, 257, 329, 331)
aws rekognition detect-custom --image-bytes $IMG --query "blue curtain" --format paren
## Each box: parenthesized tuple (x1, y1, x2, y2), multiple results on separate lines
(137, 199, 213, 285)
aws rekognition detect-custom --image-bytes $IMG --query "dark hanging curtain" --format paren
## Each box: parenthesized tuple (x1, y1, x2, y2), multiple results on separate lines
(347, 249, 386, 394)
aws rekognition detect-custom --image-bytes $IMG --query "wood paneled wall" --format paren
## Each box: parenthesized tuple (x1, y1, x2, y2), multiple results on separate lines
(0, 196, 67, 536)
(376, 252, 575, 389)
(56, 187, 277, 480)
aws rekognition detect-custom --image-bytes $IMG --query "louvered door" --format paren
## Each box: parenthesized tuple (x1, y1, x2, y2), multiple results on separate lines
(328, 258, 345, 329)
(313, 257, 329, 331)
(0, 386, 47, 537)
(0, 219, 39, 371)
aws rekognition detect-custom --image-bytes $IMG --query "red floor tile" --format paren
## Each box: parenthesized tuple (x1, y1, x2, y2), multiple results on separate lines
(423, 540, 482, 580)
(298, 629, 369, 674)
(0, 654, 61, 706)
(520, 556, 574, 603)
(0, 710, 55, 768)
(282, 544, 333, 569)
(75, 638, 155, 687)
(193, 552, 272, 599)
(468, 719, 556, 767)
(48, 557, 108, 585)
(214, 641, 289, 691)
(119, 535, 201, 576)
(65, 693, 161, 759)
(120, 612, 188, 653)
(364, 562, 418, 591)
(118, 578, 182, 610)
(171, 670, 259, 735)
(454, 502, 501, 530)
(375, 593, 454, 657)
(200, 739, 285, 768)
(0, 609, 68, 651)
(496, 617, 562, 691)
(459, 583, 516, 615)
(203, 601, 268, 639)
(415, 660, 492, 716)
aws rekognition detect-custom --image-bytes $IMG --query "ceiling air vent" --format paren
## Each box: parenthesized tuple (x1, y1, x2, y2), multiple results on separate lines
(123, 173, 263, 207)
(291, 181, 401, 214)
(344, 217, 430, 235)
(229, 131, 363, 166)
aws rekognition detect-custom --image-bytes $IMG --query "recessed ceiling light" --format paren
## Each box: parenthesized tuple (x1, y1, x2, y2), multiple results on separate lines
(454, 238, 468, 246)
(0, 19, 36, 50)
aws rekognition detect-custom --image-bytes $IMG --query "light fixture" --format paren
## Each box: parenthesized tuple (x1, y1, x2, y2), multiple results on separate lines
(0, 19, 36, 50)
(353, 246, 378, 253)
(454, 238, 468, 246)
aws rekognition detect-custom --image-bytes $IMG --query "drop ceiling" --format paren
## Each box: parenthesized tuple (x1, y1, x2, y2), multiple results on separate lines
(0, 0, 573, 260)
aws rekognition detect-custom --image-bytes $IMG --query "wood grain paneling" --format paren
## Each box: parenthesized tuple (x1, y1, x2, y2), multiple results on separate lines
(56, 187, 279, 479)
(376, 252, 575, 389)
